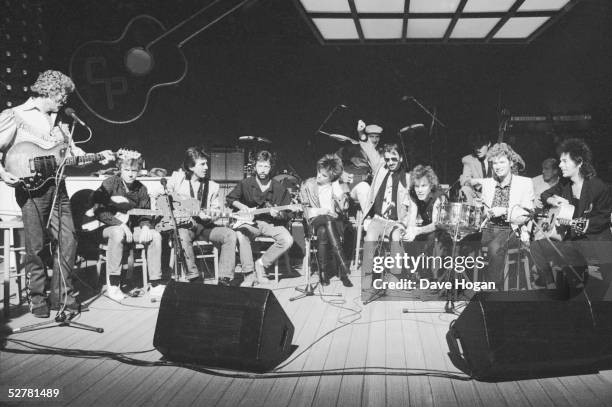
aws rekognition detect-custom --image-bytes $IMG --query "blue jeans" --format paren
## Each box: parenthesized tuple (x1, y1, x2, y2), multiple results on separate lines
(16, 182, 78, 305)
(236, 220, 293, 271)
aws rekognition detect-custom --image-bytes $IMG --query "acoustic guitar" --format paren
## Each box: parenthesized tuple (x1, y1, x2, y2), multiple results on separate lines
(536, 204, 589, 241)
(69, 0, 248, 124)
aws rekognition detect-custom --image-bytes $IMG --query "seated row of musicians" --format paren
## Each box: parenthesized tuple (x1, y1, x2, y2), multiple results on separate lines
(89, 147, 296, 302)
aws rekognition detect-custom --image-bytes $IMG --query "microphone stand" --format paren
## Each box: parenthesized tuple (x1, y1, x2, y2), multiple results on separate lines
(160, 179, 190, 281)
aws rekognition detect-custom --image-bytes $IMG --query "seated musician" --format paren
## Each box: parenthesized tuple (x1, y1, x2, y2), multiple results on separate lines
(459, 133, 492, 205)
(165, 146, 240, 286)
(226, 150, 294, 287)
(300, 154, 353, 287)
(89, 150, 165, 302)
(404, 165, 451, 278)
(361, 143, 416, 284)
(531, 139, 612, 297)
(470, 143, 534, 289)
(336, 121, 383, 211)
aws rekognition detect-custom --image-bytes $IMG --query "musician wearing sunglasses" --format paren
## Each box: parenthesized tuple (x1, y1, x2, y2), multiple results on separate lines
(300, 154, 353, 287)
(360, 143, 416, 284)
(89, 151, 164, 302)
(0, 70, 114, 317)
(164, 146, 240, 286)
(469, 143, 534, 289)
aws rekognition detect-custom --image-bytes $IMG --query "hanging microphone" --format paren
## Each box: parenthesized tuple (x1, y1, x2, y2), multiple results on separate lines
(399, 123, 425, 133)
(64, 108, 88, 127)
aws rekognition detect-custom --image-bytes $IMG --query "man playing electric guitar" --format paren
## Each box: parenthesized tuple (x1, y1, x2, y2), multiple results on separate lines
(164, 146, 240, 286)
(0, 70, 114, 317)
(226, 150, 294, 287)
(89, 151, 164, 302)
(531, 139, 612, 298)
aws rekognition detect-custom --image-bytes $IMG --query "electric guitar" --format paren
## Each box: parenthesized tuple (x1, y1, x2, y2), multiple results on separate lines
(231, 204, 303, 229)
(81, 197, 232, 233)
(3, 142, 121, 192)
(69, 0, 248, 124)
(536, 204, 589, 241)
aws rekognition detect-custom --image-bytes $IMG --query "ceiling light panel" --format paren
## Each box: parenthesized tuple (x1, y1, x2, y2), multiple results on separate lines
(299, 0, 350, 13)
(494, 16, 550, 38)
(354, 0, 405, 13)
(463, 0, 516, 12)
(406, 19, 452, 38)
(361, 18, 403, 39)
(409, 0, 461, 13)
(450, 18, 500, 38)
(312, 18, 359, 39)
(518, 0, 570, 11)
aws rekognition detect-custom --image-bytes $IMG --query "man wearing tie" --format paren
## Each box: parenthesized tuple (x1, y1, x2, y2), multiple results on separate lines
(165, 146, 239, 285)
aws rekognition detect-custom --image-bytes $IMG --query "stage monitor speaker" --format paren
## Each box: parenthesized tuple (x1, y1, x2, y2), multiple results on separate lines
(153, 281, 295, 372)
(447, 290, 612, 381)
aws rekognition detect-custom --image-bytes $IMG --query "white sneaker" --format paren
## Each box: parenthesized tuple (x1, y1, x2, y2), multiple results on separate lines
(240, 272, 257, 287)
(255, 259, 271, 286)
(149, 284, 166, 298)
(107, 285, 125, 302)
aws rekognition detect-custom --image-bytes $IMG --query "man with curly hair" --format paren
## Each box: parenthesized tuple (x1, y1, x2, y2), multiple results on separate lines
(469, 142, 534, 289)
(532, 139, 612, 298)
(0, 70, 114, 317)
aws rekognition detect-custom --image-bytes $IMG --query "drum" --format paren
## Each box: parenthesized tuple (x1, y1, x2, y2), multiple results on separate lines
(273, 173, 301, 203)
(435, 202, 483, 235)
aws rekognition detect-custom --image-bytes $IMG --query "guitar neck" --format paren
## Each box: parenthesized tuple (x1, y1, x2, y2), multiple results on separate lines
(247, 205, 297, 216)
(63, 152, 104, 167)
(151, 0, 247, 48)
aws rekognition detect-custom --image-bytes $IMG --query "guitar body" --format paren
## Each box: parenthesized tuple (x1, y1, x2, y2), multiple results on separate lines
(69, 15, 187, 124)
(4, 141, 70, 191)
(154, 196, 200, 232)
(537, 204, 588, 241)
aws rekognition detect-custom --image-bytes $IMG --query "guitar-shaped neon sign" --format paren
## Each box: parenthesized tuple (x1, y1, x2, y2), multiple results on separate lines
(69, 0, 248, 124)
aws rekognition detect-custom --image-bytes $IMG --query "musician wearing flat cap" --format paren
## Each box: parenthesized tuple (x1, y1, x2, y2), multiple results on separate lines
(336, 121, 383, 212)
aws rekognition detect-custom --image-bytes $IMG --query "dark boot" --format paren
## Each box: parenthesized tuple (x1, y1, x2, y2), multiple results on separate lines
(326, 220, 352, 287)
(317, 240, 331, 286)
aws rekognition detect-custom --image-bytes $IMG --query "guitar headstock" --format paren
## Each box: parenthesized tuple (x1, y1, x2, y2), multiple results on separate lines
(115, 149, 142, 161)
(571, 218, 589, 235)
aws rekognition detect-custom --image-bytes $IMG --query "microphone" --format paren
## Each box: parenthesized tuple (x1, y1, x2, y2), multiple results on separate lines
(64, 108, 88, 127)
(399, 123, 425, 133)
(160, 177, 167, 187)
(400, 96, 412, 102)
(339, 104, 348, 109)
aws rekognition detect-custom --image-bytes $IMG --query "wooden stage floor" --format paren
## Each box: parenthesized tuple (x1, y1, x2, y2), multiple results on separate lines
(2, 265, 612, 407)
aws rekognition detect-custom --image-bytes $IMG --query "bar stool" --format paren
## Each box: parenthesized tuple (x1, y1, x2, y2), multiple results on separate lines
(480, 246, 531, 290)
(1, 219, 26, 318)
